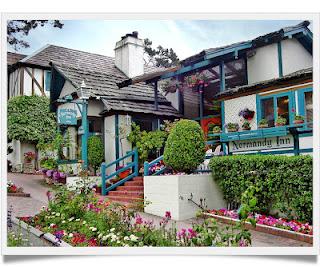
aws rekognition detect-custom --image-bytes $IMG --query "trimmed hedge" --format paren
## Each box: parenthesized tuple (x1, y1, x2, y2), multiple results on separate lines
(209, 155, 313, 223)
(164, 119, 205, 173)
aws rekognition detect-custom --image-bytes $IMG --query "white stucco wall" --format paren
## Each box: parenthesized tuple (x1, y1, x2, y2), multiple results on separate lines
(247, 43, 279, 84)
(224, 94, 257, 130)
(59, 80, 75, 98)
(104, 115, 116, 175)
(281, 38, 313, 76)
(144, 174, 226, 221)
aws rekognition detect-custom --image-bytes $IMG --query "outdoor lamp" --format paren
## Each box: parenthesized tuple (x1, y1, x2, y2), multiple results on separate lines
(78, 80, 91, 100)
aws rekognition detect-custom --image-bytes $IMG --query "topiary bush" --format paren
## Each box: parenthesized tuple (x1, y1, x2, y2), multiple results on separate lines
(209, 155, 313, 223)
(163, 119, 205, 173)
(88, 136, 104, 175)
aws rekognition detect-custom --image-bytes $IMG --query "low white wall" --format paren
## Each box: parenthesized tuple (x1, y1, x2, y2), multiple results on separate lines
(144, 174, 226, 221)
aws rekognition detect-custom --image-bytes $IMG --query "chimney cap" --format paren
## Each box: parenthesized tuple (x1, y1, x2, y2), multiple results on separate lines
(121, 31, 139, 40)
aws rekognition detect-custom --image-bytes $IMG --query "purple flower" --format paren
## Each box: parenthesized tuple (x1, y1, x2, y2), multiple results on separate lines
(54, 230, 65, 242)
(46, 170, 53, 177)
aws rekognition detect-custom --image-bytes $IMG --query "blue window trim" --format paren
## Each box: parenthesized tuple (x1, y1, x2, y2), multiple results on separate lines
(45, 70, 52, 92)
(297, 87, 313, 130)
(256, 91, 296, 126)
(277, 42, 283, 77)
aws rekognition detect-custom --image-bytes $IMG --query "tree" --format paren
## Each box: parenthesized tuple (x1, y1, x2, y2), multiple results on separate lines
(8, 95, 57, 144)
(7, 20, 64, 50)
(88, 136, 104, 175)
(144, 38, 180, 68)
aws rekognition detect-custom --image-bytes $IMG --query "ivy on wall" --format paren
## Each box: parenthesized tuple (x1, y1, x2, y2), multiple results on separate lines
(209, 155, 313, 223)
(8, 95, 57, 144)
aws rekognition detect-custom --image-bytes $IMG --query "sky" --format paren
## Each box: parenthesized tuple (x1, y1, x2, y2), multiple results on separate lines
(8, 20, 312, 60)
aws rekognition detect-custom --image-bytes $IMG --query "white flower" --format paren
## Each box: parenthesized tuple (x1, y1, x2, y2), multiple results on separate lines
(68, 217, 74, 222)
(56, 213, 60, 217)
(62, 220, 66, 224)
(69, 233, 73, 238)
(82, 221, 87, 225)
(130, 234, 139, 242)
(75, 218, 80, 222)
(110, 228, 115, 232)
(102, 236, 108, 241)
(91, 227, 97, 232)
(98, 233, 103, 239)
(52, 212, 56, 215)
(124, 236, 129, 241)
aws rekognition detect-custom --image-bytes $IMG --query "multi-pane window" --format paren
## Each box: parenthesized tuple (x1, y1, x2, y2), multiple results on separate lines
(224, 58, 247, 90)
(304, 91, 313, 127)
(261, 98, 275, 127)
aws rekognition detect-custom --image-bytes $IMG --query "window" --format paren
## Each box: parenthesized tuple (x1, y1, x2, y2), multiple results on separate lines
(132, 117, 160, 132)
(297, 88, 313, 129)
(258, 92, 295, 127)
(45, 71, 51, 91)
(224, 58, 247, 90)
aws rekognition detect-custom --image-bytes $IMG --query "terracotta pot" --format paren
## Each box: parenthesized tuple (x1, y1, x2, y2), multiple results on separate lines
(119, 169, 131, 179)
(275, 123, 286, 127)
(258, 124, 269, 128)
(227, 128, 238, 132)
(95, 186, 102, 194)
(294, 120, 304, 124)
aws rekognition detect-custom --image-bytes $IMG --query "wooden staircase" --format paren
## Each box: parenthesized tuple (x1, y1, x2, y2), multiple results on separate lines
(106, 176, 144, 204)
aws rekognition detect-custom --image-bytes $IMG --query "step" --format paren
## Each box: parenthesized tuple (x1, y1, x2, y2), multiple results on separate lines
(108, 190, 143, 197)
(116, 185, 144, 192)
(133, 176, 143, 182)
(107, 195, 144, 203)
(124, 180, 143, 186)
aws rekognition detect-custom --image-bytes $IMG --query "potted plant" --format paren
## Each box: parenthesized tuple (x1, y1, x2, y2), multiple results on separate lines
(44, 169, 54, 184)
(225, 123, 239, 133)
(241, 120, 251, 131)
(116, 165, 131, 179)
(212, 126, 222, 134)
(94, 181, 102, 194)
(275, 116, 287, 127)
(258, 119, 269, 128)
(294, 114, 305, 124)
(238, 108, 255, 120)
(24, 151, 35, 163)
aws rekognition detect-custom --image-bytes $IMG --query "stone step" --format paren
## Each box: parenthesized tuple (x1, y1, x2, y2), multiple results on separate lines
(116, 185, 144, 192)
(124, 180, 143, 186)
(107, 195, 143, 203)
(133, 176, 143, 181)
(108, 190, 143, 197)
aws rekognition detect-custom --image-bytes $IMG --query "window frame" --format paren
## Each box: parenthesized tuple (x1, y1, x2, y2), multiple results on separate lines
(256, 91, 296, 127)
(297, 87, 313, 130)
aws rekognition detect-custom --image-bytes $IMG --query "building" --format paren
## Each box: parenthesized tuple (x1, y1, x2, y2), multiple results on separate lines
(7, 32, 181, 172)
(124, 20, 313, 157)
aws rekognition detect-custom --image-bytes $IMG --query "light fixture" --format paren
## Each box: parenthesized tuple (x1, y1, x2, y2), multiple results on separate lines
(77, 80, 91, 100)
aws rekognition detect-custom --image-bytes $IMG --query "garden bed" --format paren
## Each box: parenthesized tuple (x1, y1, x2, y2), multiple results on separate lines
(7, 192, 30, 197)
(203, 210, 312, 244)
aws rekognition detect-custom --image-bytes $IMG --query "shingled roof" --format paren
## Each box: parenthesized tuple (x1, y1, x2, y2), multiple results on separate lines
(7, 52, 26, 66)
(19, 44, 180, 117)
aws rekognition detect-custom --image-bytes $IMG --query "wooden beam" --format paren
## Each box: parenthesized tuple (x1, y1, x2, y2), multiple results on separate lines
(25, 67, 45, 96)
(41, 69, 45, 92)
(20, 67, 24, 95)
(31, 68, 35, 95)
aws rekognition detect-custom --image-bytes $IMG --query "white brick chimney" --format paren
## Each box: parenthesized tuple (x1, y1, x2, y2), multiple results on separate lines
(114, 31, 144, 78)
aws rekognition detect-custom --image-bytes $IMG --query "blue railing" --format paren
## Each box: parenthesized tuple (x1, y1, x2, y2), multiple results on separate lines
(143, 155, 166, 176)
(101, 148, 138, 196)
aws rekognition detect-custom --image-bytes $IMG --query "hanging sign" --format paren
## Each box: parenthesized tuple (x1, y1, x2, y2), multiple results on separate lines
(58, 108, 77, 125)
(229, 135, 294, 153)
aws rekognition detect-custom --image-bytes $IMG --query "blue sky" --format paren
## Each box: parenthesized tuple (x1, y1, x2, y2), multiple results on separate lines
(8, 20, 312, 60)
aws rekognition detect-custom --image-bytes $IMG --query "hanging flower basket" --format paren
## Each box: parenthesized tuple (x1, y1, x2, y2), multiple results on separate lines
(238, 108, 255, 120)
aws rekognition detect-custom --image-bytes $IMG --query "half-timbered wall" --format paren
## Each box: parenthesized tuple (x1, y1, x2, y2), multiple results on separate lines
(8, 66, 50, 98)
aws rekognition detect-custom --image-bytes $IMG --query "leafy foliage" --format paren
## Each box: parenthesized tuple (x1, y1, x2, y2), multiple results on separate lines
(7, 20, 63, 50)
(209, 155, 313, 223)
(127, 122, 167, 164)
(88, 136, 104, 174)
(163, 119, 205, 173)
(8, 95, 57, 144)
(144, 38, 179, 68)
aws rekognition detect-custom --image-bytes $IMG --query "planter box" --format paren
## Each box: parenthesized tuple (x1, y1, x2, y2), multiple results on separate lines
(144, 174, 226, 221)
(7, 192, 31, 197)
(203, 213, 313, 244)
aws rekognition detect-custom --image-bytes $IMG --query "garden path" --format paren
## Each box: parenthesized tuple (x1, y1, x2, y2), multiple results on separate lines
(6, 173, 312, 247)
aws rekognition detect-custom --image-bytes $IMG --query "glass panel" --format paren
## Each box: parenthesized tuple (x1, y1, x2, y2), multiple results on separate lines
(183, 88, 200, 119)
(305, 91, 313, 127)
(261, 98, 274, 127)
(203, 65, 221, 116)
(133, 118, 153, 132)
(224, 58, 247, 90)
(277, 96, 289, 125)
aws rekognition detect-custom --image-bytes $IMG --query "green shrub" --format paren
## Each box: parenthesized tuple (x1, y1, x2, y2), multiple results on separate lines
(88, 136, 104, 174)
(163, 119, 205, 173)
(209, 155, 313, 222)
